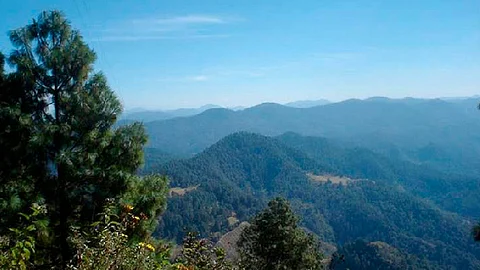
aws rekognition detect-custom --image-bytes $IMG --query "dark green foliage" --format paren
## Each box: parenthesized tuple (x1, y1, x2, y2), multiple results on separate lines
(238, 197, 324, 270)
(139, 148, 181, 174)
(176, 232, 233, 270)
(0, 49, 47, 231)
(0, 204, 50, 268)
(121, 175, 169, 241)
(335, 240, 436, 270)
(0, 11, 168, 266)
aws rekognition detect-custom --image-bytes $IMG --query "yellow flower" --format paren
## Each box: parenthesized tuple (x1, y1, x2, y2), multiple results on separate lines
(146, 244, 155, 252)
(133, 216, 140, 221)
(138, 242, 155, 252)
(125, 204, 134, 211)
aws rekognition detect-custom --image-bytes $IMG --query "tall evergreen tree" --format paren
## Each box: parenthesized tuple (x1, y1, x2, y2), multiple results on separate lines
(1, 10, 168, 266)
(238, 197, 324, 270)
(0, 50, 46, 232)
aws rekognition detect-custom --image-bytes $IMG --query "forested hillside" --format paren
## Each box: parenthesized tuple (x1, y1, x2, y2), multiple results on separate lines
(150, 132, 480, 269)
(276, 132, 480, 218)
(336, 240, 435, 270)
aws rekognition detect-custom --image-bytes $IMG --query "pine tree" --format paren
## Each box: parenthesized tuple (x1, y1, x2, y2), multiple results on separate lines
(0, 50, 46, 232)
(1, 10, 168, 266)
(238, 197, 324, 270)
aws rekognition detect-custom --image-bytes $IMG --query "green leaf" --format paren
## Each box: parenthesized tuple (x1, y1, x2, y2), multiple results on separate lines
(22, 248, 30, 259)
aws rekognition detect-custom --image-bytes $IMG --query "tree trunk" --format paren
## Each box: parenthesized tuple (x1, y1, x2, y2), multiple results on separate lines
(53, 85, 70, 267)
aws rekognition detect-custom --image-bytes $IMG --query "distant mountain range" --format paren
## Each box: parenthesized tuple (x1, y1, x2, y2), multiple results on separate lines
(284, 99, 331, 108)
(120, 104, 223, 122)
(121, 96, 479, 123)
(140, 97, 480, 176)
(121, 99, 331, 122)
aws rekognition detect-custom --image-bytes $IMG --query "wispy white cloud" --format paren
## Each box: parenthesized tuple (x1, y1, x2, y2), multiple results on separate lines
(90, 34, 230, 42)
(189, 75, 209, 81)
(155, 75, 210, 83)
(133, 15, 226, 25)
(92, 14, 237, 42)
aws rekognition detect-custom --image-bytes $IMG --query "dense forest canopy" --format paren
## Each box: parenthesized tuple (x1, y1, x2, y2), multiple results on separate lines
(153, 132, 480, 269)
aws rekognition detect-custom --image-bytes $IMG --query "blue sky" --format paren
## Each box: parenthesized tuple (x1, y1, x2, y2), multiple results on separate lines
(1, 0, 479, 109)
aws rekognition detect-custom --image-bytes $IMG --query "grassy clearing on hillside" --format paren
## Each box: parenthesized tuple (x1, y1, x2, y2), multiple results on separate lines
(169, 185, 200, 197)
(307, 173, 354, 185)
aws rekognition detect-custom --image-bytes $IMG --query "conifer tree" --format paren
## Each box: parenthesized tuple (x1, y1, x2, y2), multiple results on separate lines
(238, 197, 324, 270)
(1, 10, 168, 266)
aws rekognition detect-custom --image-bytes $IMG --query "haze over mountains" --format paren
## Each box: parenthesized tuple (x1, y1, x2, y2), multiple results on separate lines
(121, 99, 333, 122)
(139, 96, 480, 176)
(283, 99, 331, 108)
(134, 95, 480, 268)
(121, 104, 223, 122)
(121, 96, 478, 122)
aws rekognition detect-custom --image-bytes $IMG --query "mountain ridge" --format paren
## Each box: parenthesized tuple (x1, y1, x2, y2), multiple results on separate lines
(143, 97, 480, 176)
